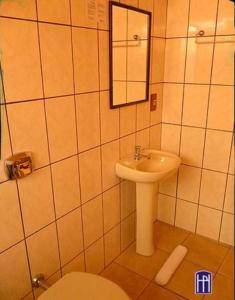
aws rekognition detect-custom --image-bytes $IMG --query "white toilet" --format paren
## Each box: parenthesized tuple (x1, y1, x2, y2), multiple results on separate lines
(38, 272, 130, 300)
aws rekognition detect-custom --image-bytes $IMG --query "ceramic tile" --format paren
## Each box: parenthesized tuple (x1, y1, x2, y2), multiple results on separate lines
(153, 0, 167, 37)
(62, 252, 85, 275)
(120, 180, 136, 220)
(120, 134, 136, 159)
(229, 142, 234, 175)
(33, 271, 61, 298)
(82, 195, 103, 248)
(121, 213, 135, 250)
(204, 273, 234, 300)
(46, 96, 77, 162)
(37, 0, 70, 24)
(85, 238, 104, 274)
(103, 185, 120, 233)
(70, 0, 97, 28)
(51, 156, 80, 218)
(150, 124, 161, 149)
(101, 263, 149, 299)
(157, 194, 176, 225)
(218, 247, 234, 279)
(161, 124, 181, 155)
(7, 101, 49, 168)
(138, 283, 185, 300)
(72, 28, 99, 93)
(116, 243, 168, 279)
(120, 105, 136, 137)
(0, 181, 24, 252)
(224, 175, 234, 214)
(180, 126, 205, 167)
(197, 206, 222, 241)
(39, 23, 73, 97)
(18, 167, 55, 236)
(26, 223, 60, 278)
(98, 31, 109, 90)
(76, 92, 100, 152)
(0, 0, 36, 19)
(159, 172, 177, 197)
(150, 83, 163, 126)
(136, 101, 150, 131)
(178, 165, 201, 203)
(0, 19, 42, 102)
(79, 147, 102, 203)
(175, 199, 197, 232)
(203, 130, 232, 173)
(101, 140, 120, 191)
(216, 0, 235, 35)
(220, 213, 234, 246)
(151, 38, 165, 83)
(104, 225, 121, 266)
(136, 128, 150, 150)
(0, 242, 31, 300)
(57, 208, 83, 265)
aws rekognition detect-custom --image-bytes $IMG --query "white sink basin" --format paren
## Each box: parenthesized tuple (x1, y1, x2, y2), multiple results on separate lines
(116, 149, 181, 256)
(116, 150, 181, 183)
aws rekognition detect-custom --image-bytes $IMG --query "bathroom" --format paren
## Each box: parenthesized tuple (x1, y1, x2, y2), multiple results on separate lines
(0, 0, 234, 299)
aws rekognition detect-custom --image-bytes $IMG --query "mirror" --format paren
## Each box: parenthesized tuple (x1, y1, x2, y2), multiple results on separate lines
(109, 2, 151, 108)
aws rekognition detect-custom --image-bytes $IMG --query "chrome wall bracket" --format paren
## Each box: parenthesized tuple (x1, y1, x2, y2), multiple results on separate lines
(32, 274, 50, 290)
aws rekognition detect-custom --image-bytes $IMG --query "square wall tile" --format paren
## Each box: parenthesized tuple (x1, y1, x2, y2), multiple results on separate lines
(121, 181, 136, 220)
(175, 199, 197, 232)
(153, 0, 167, 37)
(229, 142, 234, 175)
(7, 100, 49, 168)
(39, 24, 73, 97)
(85, 238, 104, 274)
(203, 130, 232, 172)
(136, 102, 150, 131)
(76, 92, 100, 152)
(18, 167, 55, 236)
(27, 223, 60, 278)
(82, 195, 103, 248)
(46, 96, 77, 162)
(159, 172, 177, 197)
(104, 225, 121, 266)
(216, 0, 235, 35)
(72, 28, 99, 93)
(151, 38, 165, 83)
(212, 36, 234, 85)
(0, 242, 31, 300)
(224, 175, 234, 214)
(178, 165, 201, 203)
(188, 0, 218, 36)
(57, 208, 83, 265)
(182, 84, 209, 127)
(0, 19, 42, 102)
(121, 213, 135, 250)
(207, 86, 234, 131)
(136, 128, 150, 150)
(199, 169, 226, 210)
(157, 194, 176, 225)
(150, 124, 161, 150)
(166, 0, 189, 37)
(185, 38, 214, 84)
(98, 31, 109, 90)
(37, 0, 70, 24)
(220, 213, 234, 246)
(120, 105, 136, 137)
(0, 181, 24, 253)
(62, 252, 85, 275)
(101, 140, 120, 191)
(0, 0, 36, 19)
(161, 124, 181, 155)
(120, 134, 136, 159)
(162, 83, 183, 125)
(103, 185, 120, 233)
(70, 0, 97, 28)
(100, 91, 120, 144)
(197, 206, 222, 240)
(180, 126, 205, 167)
(79, 147, 102, 203)
(164, 38, 187, 82)
(51, 156, 80, 218)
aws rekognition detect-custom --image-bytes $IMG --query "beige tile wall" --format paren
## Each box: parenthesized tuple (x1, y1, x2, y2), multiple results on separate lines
(159, 0, 234, 246)
(0, 0, 166, 299)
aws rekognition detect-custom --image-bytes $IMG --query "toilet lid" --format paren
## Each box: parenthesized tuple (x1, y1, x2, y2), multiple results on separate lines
(38, 272, 130, 300)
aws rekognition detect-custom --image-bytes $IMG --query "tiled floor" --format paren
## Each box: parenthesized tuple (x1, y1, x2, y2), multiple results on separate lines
(101, 221, 234, 300)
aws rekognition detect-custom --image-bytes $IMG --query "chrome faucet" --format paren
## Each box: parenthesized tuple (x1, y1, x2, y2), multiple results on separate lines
(134, 145, 151, 160)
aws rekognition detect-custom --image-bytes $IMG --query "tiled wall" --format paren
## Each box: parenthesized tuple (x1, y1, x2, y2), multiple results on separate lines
(0, 0, 166, 299)
(158, 0, 234, 246)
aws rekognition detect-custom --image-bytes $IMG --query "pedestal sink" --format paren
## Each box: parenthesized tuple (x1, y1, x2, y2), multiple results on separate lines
(116, 149, 181, 256)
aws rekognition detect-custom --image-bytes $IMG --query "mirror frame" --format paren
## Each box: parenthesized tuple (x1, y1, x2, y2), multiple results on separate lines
(109, 1, 152, 109)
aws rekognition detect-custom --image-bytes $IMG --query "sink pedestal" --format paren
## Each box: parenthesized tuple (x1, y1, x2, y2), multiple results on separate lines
(136, 182, 156, 256)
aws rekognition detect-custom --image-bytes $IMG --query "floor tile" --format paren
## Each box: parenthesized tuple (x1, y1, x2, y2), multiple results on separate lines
(154, 221, 190, 253)
(167, 261, 208, 300)
(204, 274, 234, 300)
(101, 262, 149, 299)
(138, 283, 185, 300)
(218, 247, 234, 279)
(115, 243, 169, 279)
(183, 234, 228, 272)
